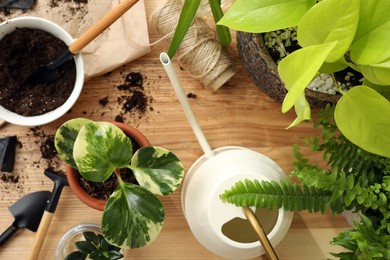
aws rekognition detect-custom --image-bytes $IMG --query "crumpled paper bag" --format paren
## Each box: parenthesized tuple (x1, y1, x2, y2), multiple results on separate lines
(0, 0, 151, 81)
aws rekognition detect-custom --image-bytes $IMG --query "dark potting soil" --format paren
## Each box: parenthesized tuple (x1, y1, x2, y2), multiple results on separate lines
(0, 28, 76, 116)
(78, 137, 141, 200)
(79, 168, 139, 200)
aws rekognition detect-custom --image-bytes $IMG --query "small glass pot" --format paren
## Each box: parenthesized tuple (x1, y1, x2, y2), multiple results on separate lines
(55, 223, 102, 259)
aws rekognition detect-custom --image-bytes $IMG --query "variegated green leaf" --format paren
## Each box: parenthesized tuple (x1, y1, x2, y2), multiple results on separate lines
(54, 118, 93, 169)
(73, 122, 133, 182)
(102, 182, 164, 248)
(130, 146, 184, 196)
(298, 0, 359, 62)
(218, 0, 316, 33)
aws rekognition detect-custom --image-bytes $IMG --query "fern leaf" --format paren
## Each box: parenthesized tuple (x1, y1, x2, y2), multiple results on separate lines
(220, 179, 332, 214)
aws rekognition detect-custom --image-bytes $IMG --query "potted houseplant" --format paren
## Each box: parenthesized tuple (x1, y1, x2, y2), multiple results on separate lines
(171, 0, 390, 159)
(220, 105, 390, 259)
(56, 223, 123, 260)
(54, 118, 184, 249)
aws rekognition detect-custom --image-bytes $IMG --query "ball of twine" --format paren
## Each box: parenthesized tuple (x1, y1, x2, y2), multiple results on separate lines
(151, 0, 235, 90)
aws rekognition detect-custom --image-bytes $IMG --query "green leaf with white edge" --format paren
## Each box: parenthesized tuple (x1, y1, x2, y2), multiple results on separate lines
(287, 92, 311, 128)
(54, 118, 93, 169)
(102, 182, 164, 248)
(297, 0, 359, 63)
(73, 122, 133, 182)
(168, 0, 201, 59)
(350, 21, 390, 65)
(130, 146, 184, 196)
(360, 62, 390, 86)
(218, 0, 316, 33)
(335, 86, 390, 158)
(279, 41, 337, 113)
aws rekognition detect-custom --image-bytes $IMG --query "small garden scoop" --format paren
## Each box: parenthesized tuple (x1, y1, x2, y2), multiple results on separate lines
(26, 0, 139, 85)
(0, 0, 35, 9)
(29, 168, 68, 260)
(0, 191, 51, 246)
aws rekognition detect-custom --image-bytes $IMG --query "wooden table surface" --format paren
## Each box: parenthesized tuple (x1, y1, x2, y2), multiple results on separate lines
(0, 1, 351, 259)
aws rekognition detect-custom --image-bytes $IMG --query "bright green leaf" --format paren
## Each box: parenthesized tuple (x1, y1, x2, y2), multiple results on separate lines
(287, 92, 311, 128)
(298, 0, 359, 62)
(335, 86, 390, 158)
(218, 0, 316, 33)
(54, 118, 93, 169)
(360, 62, 390, 86)
(353, 0, 390, 41)
(73, 122, 133, 182)
(351, 21, 390, 65)
(168, 0, 201, 59)
(102, 183, 164, 248)
(131, 146, 184, 196)
(319, 59, 348, 73)
(279, 41, 337, 112)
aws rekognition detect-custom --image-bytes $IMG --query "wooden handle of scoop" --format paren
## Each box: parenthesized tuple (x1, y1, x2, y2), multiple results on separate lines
(68, 0, 139, 54)
(243, 206, 279, 260)
(28, 212, 54, 260)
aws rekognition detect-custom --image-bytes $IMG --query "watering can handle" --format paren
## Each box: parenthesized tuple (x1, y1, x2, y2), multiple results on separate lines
(243, 207, 279, 260)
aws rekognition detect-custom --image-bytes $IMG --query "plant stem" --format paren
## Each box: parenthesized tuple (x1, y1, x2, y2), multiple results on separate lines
(114, 170, 124, 186)
(331, 73, 347, 95)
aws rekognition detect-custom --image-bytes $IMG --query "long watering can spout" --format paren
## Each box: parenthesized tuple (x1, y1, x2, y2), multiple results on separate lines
(160, 52, 214, 158)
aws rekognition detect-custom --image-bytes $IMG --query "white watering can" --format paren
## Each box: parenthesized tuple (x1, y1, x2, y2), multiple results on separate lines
(160, 53, 293, 260)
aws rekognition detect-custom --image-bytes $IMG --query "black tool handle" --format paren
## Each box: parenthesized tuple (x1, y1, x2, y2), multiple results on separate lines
(0, 225, 17, 246)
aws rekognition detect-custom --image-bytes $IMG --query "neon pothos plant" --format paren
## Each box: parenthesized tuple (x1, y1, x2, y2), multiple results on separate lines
(54, 118, 184, 249)
(221, 105, 390, 259)
(218, 0, 390, 159)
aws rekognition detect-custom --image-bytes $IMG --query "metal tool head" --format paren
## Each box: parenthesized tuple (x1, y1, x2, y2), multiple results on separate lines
(0, 0, 35, 9)
(9, 191, 51, 231)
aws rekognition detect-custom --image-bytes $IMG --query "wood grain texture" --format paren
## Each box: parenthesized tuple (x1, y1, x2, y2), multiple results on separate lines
(0, 1, 350, 259)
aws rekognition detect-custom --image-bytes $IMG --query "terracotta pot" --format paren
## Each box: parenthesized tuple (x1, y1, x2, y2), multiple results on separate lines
(65, 121, 151, 211)
(236, 31, 340, 108)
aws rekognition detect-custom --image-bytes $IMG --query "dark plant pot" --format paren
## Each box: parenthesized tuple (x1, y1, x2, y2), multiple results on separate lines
(236, 31, 340, 108)
(65, 121, 151, 211)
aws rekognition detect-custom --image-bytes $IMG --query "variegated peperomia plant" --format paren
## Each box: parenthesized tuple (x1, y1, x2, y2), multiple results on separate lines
(54, 118, 184, 249)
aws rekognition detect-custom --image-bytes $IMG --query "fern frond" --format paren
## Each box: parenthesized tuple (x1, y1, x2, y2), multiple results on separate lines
(220, 179, 332, 214)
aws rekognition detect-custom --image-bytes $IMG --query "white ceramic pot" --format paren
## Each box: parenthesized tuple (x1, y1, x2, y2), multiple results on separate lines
(182, 146, 293, 259)
(0, 17, 84, 126)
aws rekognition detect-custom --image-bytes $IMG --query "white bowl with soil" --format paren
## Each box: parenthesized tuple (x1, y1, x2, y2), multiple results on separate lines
(0, 17, 84, 126)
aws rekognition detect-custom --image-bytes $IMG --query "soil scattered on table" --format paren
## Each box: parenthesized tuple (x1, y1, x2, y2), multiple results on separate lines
(0, 28, 76, 116)
(29, 127, 63, 172)
(98, 71, 155, 123)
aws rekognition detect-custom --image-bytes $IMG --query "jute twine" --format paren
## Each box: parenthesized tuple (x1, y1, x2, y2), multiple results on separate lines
(151, 0, 235, 90)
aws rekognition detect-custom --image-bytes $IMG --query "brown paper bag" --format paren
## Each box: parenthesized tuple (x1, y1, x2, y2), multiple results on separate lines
(0, 0, 151, 81)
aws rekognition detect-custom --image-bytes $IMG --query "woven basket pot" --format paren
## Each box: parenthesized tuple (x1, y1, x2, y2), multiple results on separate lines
(236, 31, 340, 108)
